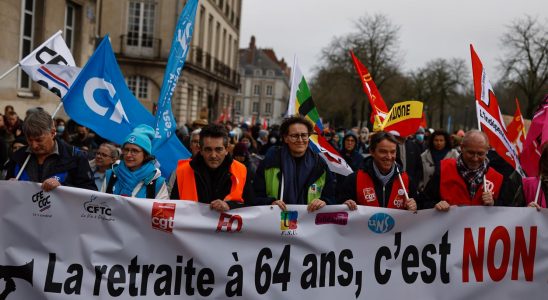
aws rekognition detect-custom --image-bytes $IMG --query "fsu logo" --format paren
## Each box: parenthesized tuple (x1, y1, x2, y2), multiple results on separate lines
(151, 202, 176, 233)
(362, 187, 376, 202)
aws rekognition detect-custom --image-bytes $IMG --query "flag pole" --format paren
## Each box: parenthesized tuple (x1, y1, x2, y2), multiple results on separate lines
(395, 165, 409, 200)
(0, 64, 20, 81)
(534, 176, 542, 205)
(15, 103, 64, 180)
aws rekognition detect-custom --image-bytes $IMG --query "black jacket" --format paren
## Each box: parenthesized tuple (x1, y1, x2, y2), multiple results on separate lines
(252, 146, 336, 206)
(5, 138, 97, 190)
(170, 155, 254, 209)
(340, 156, 415, 207)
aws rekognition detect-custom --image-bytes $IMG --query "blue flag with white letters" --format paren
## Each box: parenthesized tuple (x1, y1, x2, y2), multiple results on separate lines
(63, 36, 190, 177)
(153, 0, 199, 153)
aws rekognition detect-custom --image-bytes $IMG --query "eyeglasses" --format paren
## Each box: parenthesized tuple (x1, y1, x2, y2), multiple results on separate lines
(287, 133, 312, 142)
(122, 148, 143, 155)
(95, 152, 111, 158)
(191, 140, 200, 145)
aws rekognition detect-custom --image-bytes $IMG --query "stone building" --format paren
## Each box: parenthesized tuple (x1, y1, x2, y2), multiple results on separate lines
(0, 0, 241, 126)
(236, 36, 290, 125)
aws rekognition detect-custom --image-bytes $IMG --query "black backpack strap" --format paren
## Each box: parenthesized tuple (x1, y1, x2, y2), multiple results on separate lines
(106, 173, 117, 194)
(146, 178, 158, 199)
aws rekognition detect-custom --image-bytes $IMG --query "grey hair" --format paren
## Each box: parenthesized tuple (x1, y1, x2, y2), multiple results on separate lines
(23, 110, 54, 138)
(100, 143, 120, 160)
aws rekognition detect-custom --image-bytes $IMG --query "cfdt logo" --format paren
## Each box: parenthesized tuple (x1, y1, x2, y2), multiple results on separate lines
(368, 213, 395, 234)
(31, 190, 52, 216)
(82, 195, 114, 221)
(280, 211, 298, 236)
(216, 213, 243, 232)
(151, 202, 176, 233)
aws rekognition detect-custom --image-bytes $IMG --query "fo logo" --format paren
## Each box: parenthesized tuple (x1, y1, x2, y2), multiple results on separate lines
(32, 190, 51, 212)
(151, 202, 176, 233)
(216, 213, 242, 232)
(368, 213, 395, 234)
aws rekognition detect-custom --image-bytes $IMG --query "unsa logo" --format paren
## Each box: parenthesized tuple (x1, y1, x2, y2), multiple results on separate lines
(368, 213, 395, 234)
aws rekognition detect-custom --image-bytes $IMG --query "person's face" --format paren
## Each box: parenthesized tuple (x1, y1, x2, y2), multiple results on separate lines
(95, 145, 115, 169)
(77, 126, 88, 136)
(370, 139, 397, 174)
(12, 142, 25, 152)
(200, 137, 228, 169)
(241, 137, 251, 148)
(27, 129, 56, 156)
(344, 136, 356, 152)
(234, 155, 246, 163)
(283, 123, 310, 157)
(0, 116, 4, 128)
(433, 135, 446, 151)
(332, 134, 340, 143)
(122, 144, 145, 171)
(461, 138, 489, 170)
(190, 134, 200, 156)
(7, 115, 17, 126)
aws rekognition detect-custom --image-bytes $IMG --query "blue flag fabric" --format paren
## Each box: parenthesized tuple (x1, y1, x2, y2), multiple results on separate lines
(153, 0, 199, 153)
(63, 36, 190, 177)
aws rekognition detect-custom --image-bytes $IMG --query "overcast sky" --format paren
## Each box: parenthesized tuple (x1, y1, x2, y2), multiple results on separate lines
(239, 0, 547, 80)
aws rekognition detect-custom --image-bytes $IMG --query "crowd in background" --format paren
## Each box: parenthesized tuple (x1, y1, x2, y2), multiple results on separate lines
(1, 104, 544, 211)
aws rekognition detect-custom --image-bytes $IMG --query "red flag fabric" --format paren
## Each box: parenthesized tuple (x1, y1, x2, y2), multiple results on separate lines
(349, 50, 389, 130)
(506, 98, 526, 155)
(521, 94, 548, 176)
(470, 45, 522, 172)
(420, 112, 427, 129)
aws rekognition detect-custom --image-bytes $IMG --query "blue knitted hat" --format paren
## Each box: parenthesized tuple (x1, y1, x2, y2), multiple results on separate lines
(123, 124, 155, 154)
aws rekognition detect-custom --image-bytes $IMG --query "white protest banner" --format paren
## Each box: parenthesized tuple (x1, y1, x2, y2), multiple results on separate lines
(0, 181, 546, 299)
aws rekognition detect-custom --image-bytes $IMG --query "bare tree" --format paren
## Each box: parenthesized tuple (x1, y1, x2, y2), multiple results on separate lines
(312, 13, 402, 127)
(409, 58, 469, 129)
(500, 16, 548, 118)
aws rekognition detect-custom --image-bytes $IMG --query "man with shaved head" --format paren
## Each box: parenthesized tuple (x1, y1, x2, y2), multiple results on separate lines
(420, 130, 504, 211)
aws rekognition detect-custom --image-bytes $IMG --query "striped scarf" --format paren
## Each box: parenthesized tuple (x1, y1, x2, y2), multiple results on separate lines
(456, 155, 489, 199)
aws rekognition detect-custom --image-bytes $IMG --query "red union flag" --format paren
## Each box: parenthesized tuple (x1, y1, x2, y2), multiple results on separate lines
(470, 45, 522, 172)
(506, 98, 527, 155)
(349, 50, 389, 131)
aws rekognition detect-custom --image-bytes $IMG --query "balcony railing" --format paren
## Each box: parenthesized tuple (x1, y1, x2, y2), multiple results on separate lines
(120, 34, 161, 59)
(189, 46, 240, 86)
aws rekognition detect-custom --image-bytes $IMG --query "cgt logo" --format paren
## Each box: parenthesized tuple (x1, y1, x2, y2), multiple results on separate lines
(151, 202, 176, 233)
(368, 213, 395, 234)
(280, 211, 298, 236)
(32, 190, 51, 212)
(216, 213, 242, 232)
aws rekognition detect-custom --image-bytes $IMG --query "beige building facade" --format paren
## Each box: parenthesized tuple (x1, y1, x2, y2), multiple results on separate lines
(99, 0, 241, 126)
(0, 0, 98, 116)
(0, 0, 241, 126)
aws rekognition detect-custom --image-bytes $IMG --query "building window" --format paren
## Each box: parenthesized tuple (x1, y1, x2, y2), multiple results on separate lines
(265, 103, 271, 113)
(127, 0, 155, 48)
(19, 0, 35, 90)
(127, 75, 149, 99)
(64, 2, 76, 52)
(254, 85, 261, 95)
(197, 87, 204, 112)
(266, 70, 274, 76)
(252, 102, 259, 113)
(235, 100, 241, 112)
(254, 69, 261, 76)
(266, 85, 273, 96)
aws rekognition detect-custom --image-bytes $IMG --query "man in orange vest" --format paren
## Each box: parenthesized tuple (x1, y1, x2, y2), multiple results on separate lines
(170, 124, 253, 212)
(340, 131, 417, 211)
(420, 130, 503, 211)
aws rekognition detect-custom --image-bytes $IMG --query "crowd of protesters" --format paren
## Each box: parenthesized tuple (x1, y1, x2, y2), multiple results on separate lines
(2, 104, 546, 212)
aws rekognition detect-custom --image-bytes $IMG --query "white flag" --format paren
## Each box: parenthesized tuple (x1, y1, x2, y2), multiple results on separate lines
(19, 30, 81, 98)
